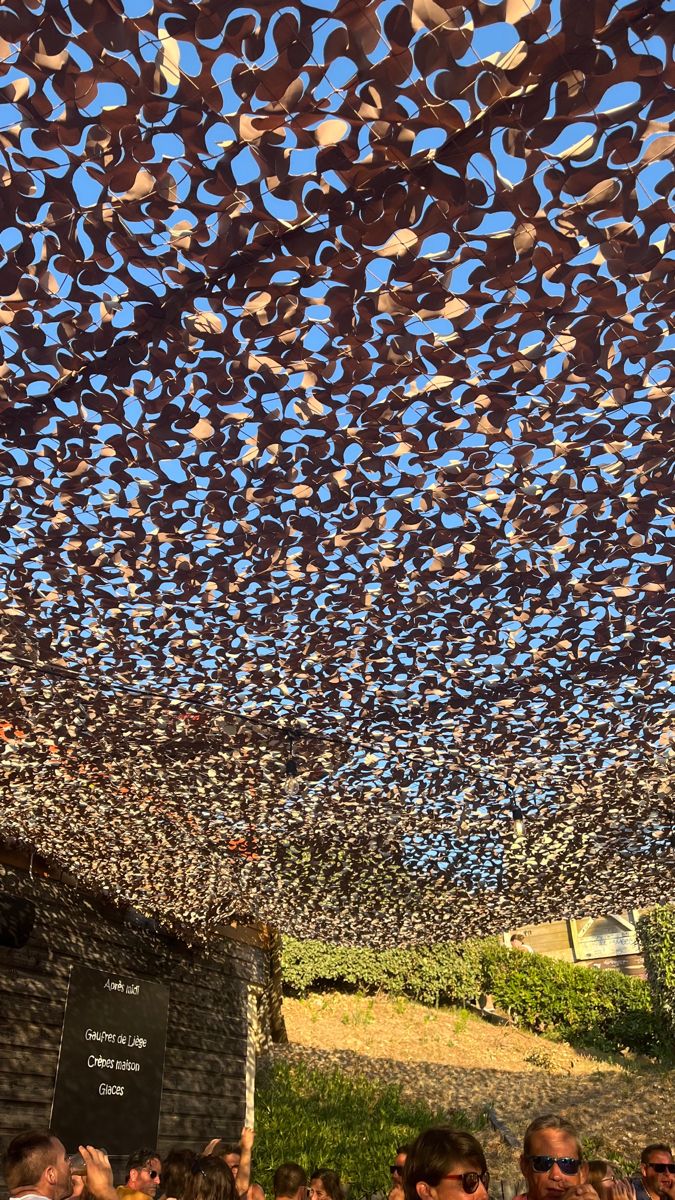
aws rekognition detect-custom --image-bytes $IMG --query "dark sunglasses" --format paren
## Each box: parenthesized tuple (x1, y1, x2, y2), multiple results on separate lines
(647, 1166, 675, 1176)
(527, 1157, 581, 1176)
(391, 1167, 403, 1176)
(441, 1171, 490, 1194)
(145, 1171, 161, 1181)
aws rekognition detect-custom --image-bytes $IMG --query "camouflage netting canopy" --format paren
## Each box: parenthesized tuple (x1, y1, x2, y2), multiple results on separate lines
(0, 0, 673, 944)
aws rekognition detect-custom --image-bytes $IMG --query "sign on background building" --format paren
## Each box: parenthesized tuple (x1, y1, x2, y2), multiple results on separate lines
(51, 965, 170, 1154)
(504, 910, 646, 975)
(569, 913, 640, 961)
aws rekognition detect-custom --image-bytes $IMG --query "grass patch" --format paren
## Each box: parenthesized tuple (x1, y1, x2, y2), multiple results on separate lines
(253, 1059, 480, 1198)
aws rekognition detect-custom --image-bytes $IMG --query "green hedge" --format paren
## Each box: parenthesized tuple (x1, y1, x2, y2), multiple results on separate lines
(253, 1058, 476, 1199)
(482, 943, 658, 1054)
(282, 936, 661, 1055)
(281, 936, 494, 1007)
(637, 906, 675, 1045)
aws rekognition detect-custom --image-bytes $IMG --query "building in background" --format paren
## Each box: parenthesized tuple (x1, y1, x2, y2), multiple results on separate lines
(505, 911, 647, 976)
(0, 845, 284, 1181)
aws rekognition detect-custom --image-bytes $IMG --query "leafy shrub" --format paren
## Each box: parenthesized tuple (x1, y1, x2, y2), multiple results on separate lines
(281, 936, 495, 1006)
(253, 1059, 476, 1198)
(524, 1048, 555, 1071)
(637, 906, 675, 1045)
(282, 936, 661, 1055)
(484, 944, 658, 1054)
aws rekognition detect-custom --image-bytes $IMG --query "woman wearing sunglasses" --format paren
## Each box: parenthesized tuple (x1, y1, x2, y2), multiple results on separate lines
(587, 1160, 636, 1200)
(403, 1127, 490, 1200)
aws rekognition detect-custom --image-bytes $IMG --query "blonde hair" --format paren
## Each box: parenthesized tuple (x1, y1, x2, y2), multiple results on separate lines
(523, 1115, 582, 1160)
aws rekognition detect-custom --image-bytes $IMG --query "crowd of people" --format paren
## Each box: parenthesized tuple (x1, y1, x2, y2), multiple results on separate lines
(2, 1115, 673, 1200)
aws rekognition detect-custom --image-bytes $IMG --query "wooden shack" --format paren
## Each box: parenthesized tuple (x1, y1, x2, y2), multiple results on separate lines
(505, 910, 647, 976)
(0, 848, 281, 1184)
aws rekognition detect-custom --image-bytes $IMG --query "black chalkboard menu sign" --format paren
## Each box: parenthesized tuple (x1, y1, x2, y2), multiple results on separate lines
(51, 965, 170, 1154)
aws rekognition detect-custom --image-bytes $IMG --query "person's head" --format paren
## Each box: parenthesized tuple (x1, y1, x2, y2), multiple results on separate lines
(2, 1132, 72, 1200)
(160, 1150, 197, 1200)
(126, 1150, 162, 1198)
(403, 1127, 488, 1200)
(185, 1158, 236, 1200)
(587, 1161, 615, 1200)
(392, 1148, 413, 1187)
(640, 1146, 674, 1197)
(220, 1148, 241, 1181)
(274, 1164, 307, 1200)
(309, 1170, 343, 1200)
(520, 1115, 586, 1200)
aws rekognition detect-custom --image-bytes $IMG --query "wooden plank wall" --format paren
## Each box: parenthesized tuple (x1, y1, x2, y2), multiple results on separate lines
(505, 918, 575, 960)
(504, 913, 647, 976)
(0, 861, 269, 1183)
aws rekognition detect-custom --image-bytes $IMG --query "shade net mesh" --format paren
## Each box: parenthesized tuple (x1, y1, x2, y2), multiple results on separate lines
(0, 0, 673, 943)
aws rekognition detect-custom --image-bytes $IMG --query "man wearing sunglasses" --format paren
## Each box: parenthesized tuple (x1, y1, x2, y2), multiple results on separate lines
(392, 1147, 412, 1183)
(519, 1115, 597, 1200)
(632, 1145, 674, 1200)
(390, 1146, 413, 1200)
(117, 1150, 162, 1200)
(403, 1125, 489, 1200)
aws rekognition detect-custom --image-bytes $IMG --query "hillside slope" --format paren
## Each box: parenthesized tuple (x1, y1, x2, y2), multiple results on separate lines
(268, 992, 672, 1174)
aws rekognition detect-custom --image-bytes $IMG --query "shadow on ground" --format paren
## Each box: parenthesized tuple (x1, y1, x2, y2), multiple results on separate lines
(269, 993, 673, 1170)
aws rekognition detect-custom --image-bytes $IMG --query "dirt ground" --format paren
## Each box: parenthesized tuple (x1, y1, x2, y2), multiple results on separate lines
(268, 992, 673, 1180)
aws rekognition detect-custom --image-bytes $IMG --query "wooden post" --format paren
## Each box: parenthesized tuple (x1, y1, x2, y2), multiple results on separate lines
(245, 988, 258, 1127)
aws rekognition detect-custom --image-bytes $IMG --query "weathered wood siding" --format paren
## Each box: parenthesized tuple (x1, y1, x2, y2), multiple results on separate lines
(0, 861, 269, 1182)
(505, 910, 648, 976)
(507, 918, 575, 960)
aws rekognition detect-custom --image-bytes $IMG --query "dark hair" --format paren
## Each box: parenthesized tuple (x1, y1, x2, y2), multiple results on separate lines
(2, 1132, 60, 1192)
(127, 1149, 162, 1182)
(397, 1148, 413, 1159)
(221, 1147, 241, 1160)
(587, 1161, 614, 1196)
(642, 1147, 673, 1165)
(161, 1150, 197, 1200)
(523, 1115, 582, 1159)
(275, 1164, 307, 1198)
(185, 1157, 236, 1200)
(310, 1170, 343, 1200)
(403, 1128, 486, 1200)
